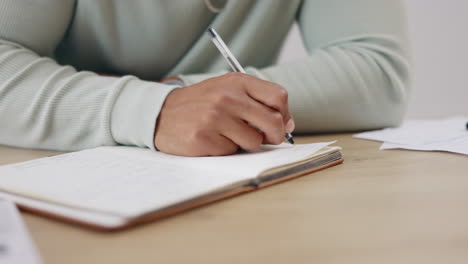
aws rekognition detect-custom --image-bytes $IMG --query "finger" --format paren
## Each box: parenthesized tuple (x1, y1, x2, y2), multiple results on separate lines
(233, 96, 286, 145)
(241, 76, 293, 125)
(218, 116, 264, 151)
(205, 134, 239, 156)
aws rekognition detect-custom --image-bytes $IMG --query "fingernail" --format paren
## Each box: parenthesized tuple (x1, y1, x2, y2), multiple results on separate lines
(286, 118, 295, 133)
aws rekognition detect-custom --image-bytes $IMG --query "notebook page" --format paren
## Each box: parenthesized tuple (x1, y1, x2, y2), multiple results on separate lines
(0, 149, 251, 218)
(115, 141, 335, 177)
(0, 142, 333, 218)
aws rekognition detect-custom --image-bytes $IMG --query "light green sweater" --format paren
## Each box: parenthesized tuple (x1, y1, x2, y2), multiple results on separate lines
(0, 0, 410, 151)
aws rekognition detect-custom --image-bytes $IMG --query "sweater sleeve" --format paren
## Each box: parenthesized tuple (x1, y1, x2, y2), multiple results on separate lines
(0, 0, 178, 151)
(180, 0, 411, 133)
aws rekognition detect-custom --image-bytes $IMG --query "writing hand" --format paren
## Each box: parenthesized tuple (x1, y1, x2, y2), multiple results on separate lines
(154, 73, 295, 156)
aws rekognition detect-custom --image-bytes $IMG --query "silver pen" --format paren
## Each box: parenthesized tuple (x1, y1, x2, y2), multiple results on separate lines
(207, 28, 295, 144)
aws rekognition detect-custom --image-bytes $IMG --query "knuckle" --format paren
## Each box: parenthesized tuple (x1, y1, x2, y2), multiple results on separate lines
(270, 112, 284, 127)
(213, 91, 235, 109)
(223, 72, 247, 86)
(274, 86, 289, 106)
(278, 87, 289, 103)
(189, 128, 209, 144)
(224, 72, 244, 80)
(202, 109, 222, 125)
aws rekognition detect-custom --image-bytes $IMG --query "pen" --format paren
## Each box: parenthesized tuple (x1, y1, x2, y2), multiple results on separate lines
(207, 28, 295, 144)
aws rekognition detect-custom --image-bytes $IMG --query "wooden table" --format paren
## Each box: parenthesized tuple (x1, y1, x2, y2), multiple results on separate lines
(1, 134, 468, 264)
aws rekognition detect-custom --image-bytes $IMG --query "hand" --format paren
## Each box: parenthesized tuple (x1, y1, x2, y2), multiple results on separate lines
(154, 73, 295, 156)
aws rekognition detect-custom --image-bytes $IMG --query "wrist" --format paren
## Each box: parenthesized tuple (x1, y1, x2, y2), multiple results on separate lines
(111, 78, 179, 150)
(161, 77, 185, 87)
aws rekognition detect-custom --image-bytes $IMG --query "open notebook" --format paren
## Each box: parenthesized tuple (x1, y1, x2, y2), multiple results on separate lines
(0, 142, 343, 231)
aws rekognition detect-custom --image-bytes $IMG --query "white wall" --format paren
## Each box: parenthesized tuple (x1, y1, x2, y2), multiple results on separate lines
(278, 0, 468, 118)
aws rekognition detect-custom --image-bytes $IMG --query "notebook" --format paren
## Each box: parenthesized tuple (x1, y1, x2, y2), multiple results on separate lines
(0, 142, 343, 231)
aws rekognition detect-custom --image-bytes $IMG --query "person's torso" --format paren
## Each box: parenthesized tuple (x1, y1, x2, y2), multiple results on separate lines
(54, 0, 301, 80)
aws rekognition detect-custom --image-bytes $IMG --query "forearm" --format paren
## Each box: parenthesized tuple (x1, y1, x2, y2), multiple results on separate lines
(0, 40, 179, 151)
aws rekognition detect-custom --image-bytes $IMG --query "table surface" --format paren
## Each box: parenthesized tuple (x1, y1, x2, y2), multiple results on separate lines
(1, 134, 468, 264)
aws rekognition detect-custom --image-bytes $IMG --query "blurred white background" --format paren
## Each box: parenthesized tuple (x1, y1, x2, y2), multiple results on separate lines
(278, 0, 468, 118)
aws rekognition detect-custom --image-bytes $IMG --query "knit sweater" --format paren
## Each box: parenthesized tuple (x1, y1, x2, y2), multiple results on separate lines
(0, 0, 410, 151)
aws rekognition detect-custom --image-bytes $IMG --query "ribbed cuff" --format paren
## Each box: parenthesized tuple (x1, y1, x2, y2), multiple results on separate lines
(110, 78, 180, 150)
(244, 66, 271, 81)
(178, 70, 229, 86)
(178, 68, 266, 86)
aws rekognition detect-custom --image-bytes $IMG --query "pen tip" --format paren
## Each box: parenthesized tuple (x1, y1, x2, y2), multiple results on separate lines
(286, 134, 294, 144)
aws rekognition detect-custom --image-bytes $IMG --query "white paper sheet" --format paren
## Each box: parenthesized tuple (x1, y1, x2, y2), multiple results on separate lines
(0, 200, 42, 264)
(0, 142, 333, 218)
(354, 117, 468, 155)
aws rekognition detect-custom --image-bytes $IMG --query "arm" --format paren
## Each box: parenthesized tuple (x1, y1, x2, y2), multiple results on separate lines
(181, 0, 411, 132)
(265, 0, 411, 132)
(0, 0, 179, 151)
